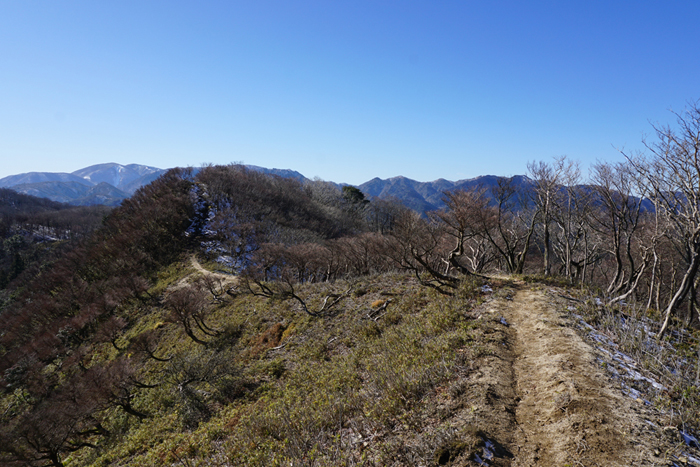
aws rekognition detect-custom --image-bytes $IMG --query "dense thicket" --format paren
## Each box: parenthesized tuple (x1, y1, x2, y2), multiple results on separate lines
(0, 169, 198, 465)
(0, 188, 67, 216)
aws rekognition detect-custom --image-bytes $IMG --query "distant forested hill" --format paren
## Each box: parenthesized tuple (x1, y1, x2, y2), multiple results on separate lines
(0, 188, 111, 291)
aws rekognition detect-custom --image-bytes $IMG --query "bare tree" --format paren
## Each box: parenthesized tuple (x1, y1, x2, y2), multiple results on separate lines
(546, 157, 596, 282)
(365, 197, 404, 234)
(0, 357, 152, 467)
(331, 233, 390, 278)
(528, 159, 567, 275)
(431, 188, 490, 276)
(94, 315, 128, 351)
(241, 243, 353, 316)
(626, 101, 700, 337)
(589, 161, 649, 302)
(384, 209, 460, 293)
(163, 349, 243, 428)
(130, 329, 172, 362)
(165, 284, 218, 345)
(481, 177, 537, 274)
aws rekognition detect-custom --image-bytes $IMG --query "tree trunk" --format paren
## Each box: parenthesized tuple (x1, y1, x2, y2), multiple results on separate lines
(608, 257, 648, 306)
(543, 213, 551, 276)
(658, 244, 700, 338)
(646, 249, 658, 310)
(686, 276, 700, 327)
(48, 452, 64, 467)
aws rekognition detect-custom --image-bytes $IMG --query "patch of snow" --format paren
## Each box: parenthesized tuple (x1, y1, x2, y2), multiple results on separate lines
(681, 430, 700, 449)
(578, 313, 668, 402)
(216, 255, 235, 267)
(482, 439, 495, 461)
(620, 382, 651, 404)
(587, 329, 617, 348)
(572, 314, 595, 331)
(644, 419, 659, 428)
(674, 455, 700, 467)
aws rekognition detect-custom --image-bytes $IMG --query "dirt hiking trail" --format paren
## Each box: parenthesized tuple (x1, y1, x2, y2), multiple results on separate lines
(479, 283, 680, 466)
(169, 256, 238, 295)
(189, 255, 237, 283)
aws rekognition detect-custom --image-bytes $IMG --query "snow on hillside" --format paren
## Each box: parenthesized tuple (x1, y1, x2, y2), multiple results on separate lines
(72, 163, 164, 191)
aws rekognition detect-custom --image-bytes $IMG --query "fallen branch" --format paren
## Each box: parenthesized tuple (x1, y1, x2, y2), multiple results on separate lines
(557, 293, 585, 303)
(366, 299, 393, 321)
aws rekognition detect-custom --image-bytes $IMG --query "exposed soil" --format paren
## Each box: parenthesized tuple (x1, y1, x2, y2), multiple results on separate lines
(189, 255, 238, 284)
(171, 255, 238, 292)
(468, 282, 691, 467)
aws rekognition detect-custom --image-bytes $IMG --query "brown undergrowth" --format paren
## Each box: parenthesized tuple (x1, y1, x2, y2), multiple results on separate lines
(53, 268, 513, 466)
(14, 265, 700, 466)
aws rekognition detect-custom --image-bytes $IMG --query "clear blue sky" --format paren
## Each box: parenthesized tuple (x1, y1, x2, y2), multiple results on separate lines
(2, 1, 699, 185)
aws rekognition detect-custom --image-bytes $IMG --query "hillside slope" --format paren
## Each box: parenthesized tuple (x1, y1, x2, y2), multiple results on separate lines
(11, 265, 692, 466)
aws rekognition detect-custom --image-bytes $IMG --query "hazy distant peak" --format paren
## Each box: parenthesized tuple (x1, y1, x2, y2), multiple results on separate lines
(0, 171, 92, 188)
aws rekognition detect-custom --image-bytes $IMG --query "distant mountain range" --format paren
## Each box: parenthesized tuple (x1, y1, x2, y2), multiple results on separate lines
(0, 163, 316, 207)
(0, 162, 533, 212)
(0, 163, 165, 206)
(358, 174, 533, 213)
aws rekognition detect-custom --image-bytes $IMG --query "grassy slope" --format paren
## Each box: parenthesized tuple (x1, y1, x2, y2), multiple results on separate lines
(7, 256, 699, 466)
(51, 257, 518, 467)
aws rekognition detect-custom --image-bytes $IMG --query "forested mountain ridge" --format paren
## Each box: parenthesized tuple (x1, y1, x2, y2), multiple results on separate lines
(0, 163, 163, 194)
(358, 174, 533, 213)
(0, 164, 311, 207)
(1, 162, 531, 212)
(0, 161, 698, 466)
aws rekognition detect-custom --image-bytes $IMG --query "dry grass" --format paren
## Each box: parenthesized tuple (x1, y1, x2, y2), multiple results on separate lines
(561, 288, 700, 437)
(65, 269, 507, 466)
